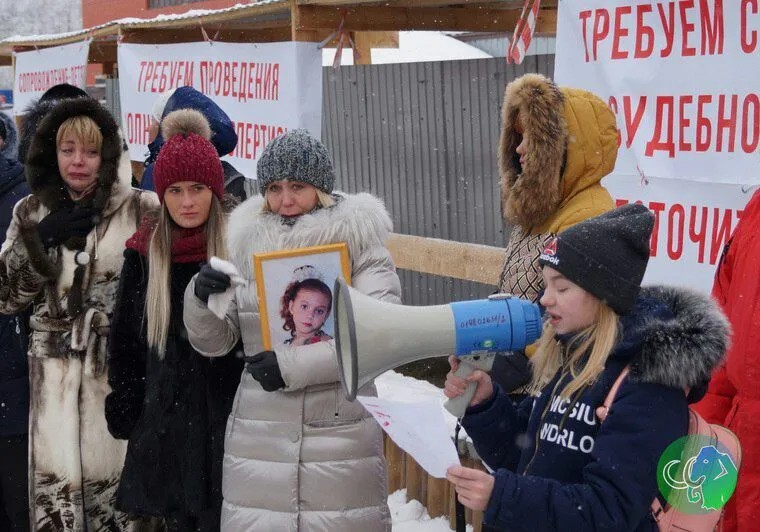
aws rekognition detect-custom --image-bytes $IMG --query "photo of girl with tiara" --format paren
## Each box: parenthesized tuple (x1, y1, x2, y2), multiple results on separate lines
(279, 265, 334, 347)
(252, 242, 351, 350)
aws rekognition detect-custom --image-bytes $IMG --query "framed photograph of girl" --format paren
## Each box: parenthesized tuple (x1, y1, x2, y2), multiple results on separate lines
(254, 243, 352, 350)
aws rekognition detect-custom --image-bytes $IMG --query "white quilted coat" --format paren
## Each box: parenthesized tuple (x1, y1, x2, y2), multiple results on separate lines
(183, 192, 401, 531)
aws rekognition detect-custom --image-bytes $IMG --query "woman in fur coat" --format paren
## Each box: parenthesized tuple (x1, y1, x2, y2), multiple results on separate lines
(183, 129, 402, 531)
(0, 98, 158, 531)
(445, 204, 728, 531)
(490, 73, 617, 396)
(105, 110, 242, 532)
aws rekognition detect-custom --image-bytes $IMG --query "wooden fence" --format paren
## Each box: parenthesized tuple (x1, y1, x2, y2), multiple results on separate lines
(383, 233, 505, 529)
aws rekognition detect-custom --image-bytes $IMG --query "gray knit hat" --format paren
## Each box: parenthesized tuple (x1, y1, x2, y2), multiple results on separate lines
(257, 129, 335, 195)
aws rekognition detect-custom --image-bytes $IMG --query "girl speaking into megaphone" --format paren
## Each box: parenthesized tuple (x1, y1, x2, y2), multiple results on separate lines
(444, 204, 728, 532)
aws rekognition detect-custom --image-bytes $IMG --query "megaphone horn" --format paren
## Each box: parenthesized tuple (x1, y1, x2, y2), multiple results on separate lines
(333, 278, 542, 417)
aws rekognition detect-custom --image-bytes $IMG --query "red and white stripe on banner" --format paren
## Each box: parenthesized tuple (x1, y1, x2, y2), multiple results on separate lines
(507, 0, 541, 64)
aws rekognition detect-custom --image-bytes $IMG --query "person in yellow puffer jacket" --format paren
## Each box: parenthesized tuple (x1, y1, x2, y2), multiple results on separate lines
(489, 73, 617, 397)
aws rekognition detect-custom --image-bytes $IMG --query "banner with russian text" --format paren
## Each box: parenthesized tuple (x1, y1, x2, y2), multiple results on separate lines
(13, 40, 90, 115)
(117, 41, 322, 180)
(555, 0, 757, 291)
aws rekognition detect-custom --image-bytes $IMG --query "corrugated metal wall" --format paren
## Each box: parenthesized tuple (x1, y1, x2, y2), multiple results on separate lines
(322, 54, 554, 305)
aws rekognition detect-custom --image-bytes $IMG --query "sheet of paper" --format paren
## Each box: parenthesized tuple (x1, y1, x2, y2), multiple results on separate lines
(358, 396, 460, 478)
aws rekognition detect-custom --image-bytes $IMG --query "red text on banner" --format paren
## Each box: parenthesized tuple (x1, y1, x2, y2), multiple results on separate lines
(16, 66, 87, 93)
(233, 122, 287, 160)
(608, 93, 760, 157)
(137, 61, 195, 93)
(578, 0, 727, 62)
(125, 112, 152, 146)
(198, 61, 280, 102)
(616, 198, 743, 264)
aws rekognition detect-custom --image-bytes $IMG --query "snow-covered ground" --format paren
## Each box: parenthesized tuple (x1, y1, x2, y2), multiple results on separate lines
(390, 489, 472, 532)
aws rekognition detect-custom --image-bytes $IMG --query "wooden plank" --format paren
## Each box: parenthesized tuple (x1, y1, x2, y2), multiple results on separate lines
(405, 456, 426, 504)
(386, 233, 504, 286)
(297, 5, 525, 32)
(299, 0, 557, 8)
(121, 26, 293, 44)
(355, 31, 399, 49)
(385, 437, 406, 494)
(290, 0, 322, 42)
(426, 475, 448, 518)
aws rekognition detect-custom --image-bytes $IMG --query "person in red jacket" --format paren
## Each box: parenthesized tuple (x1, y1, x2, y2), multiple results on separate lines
(694, 189, 760, 532)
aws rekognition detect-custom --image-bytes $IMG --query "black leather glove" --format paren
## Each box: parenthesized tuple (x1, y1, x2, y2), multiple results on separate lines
(194, 263, 231, 304)
(37, 206, 99, 249)
(245, 350, 285, 392)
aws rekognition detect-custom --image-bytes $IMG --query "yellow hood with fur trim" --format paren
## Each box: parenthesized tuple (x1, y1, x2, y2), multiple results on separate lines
(498, 74, 616, 235)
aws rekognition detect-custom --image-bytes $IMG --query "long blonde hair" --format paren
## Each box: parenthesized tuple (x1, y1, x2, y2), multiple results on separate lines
(144, 195, 228, 357)
(529, 303, 620, 399)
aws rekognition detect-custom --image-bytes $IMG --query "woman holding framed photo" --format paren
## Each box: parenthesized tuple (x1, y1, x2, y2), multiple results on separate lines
(183, 129, 402, 532)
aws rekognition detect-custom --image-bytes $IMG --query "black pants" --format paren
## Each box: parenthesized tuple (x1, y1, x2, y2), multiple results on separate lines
(0, 434, 29, 532)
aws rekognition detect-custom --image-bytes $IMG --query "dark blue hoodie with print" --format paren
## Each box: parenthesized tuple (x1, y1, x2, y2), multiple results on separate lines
(461, 286, 728, 532)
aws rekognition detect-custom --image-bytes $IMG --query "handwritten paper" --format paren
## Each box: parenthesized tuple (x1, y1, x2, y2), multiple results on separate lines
(358, 396, 460, 478)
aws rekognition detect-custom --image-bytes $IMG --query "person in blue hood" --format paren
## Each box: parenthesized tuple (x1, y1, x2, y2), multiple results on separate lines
(444, 203, 730, 531)
(0, 111, 31, 531)
(141, 86, 251, 201)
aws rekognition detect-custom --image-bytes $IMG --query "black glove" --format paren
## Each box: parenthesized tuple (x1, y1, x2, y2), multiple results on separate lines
(194, 263, 231, 304)
(245, 350, 285, 392)
(37, 206, 100, 249)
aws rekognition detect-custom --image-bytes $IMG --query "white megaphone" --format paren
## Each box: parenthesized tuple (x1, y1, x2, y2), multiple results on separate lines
(333, 278, 542, 417)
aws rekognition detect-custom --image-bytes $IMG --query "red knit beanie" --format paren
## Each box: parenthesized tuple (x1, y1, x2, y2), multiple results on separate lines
(153, 109, 224, 202)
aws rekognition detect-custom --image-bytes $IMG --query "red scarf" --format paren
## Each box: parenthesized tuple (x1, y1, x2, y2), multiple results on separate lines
(126, 216, 208, 263)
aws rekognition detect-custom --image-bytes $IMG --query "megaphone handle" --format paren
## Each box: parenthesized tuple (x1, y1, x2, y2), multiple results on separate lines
(444, 360, 480, 418)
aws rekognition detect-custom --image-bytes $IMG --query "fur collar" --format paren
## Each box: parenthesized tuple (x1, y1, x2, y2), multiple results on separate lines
(0, 112, 18, 160)
(498, 74, 617, 229)
(498, 74, 566, 229)
(227, 192, 392, 279)
(622, 286, 729, 390)
(24, 98, 132, 218)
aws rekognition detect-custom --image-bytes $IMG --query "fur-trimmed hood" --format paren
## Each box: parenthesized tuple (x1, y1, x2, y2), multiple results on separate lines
(18, 97, 83, 164)
(618, 285, 729, 391)
(228, 192, 392, 279)
(0, 112, 18, 160)
(498, 74, 618, 229)
(25, 97, 132, 217)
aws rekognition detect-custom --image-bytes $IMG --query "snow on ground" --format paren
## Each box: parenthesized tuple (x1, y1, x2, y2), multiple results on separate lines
(389, 489, 473, 532)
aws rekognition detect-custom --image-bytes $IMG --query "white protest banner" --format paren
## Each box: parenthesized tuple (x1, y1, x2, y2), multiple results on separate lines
(555, 0, 758, 291)
(117, 41, 322, 180)
(13, 40, 90, 115)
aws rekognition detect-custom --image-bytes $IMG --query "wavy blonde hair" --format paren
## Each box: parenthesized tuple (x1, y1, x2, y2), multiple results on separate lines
(529, 303, 621, 399)
(145, 196, 228, 357)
